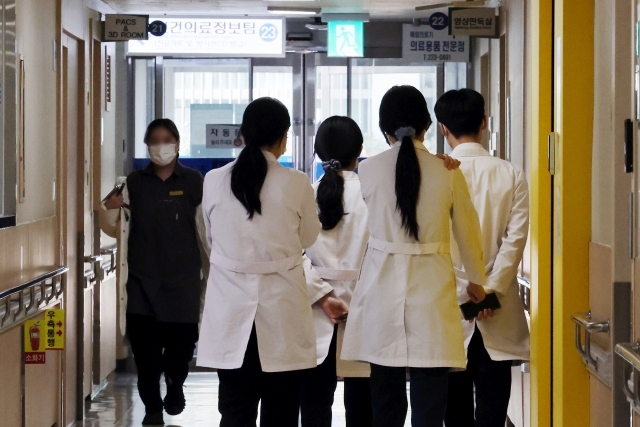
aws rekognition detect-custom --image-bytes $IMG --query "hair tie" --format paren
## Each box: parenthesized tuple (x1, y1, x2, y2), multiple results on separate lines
(321, 159, 342, 171)
(395, 127, 416, 141)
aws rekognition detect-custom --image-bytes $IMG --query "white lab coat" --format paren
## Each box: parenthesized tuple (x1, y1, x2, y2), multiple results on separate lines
(450, 143, 530, 361)
(197, 151, 322, 372)
(341, 140, 486, 369)
(303, 171, 371, 378)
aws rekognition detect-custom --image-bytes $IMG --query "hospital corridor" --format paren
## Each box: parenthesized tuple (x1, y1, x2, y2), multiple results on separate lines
(0, 0, 634, 426)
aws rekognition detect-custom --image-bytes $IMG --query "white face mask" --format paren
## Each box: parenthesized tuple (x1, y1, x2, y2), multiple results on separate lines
(148, 143, 177, 166)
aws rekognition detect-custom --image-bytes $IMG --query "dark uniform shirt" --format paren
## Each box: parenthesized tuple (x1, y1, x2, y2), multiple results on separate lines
(126, 161, 203, 323)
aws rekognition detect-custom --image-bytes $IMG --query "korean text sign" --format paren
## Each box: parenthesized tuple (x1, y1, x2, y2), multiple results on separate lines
(402, 21, 470, 63)
(127, 18, 285, 57)
(206, 125, 243, 149)
(449, 8, 498, 38)
(24, 319, 46, 364)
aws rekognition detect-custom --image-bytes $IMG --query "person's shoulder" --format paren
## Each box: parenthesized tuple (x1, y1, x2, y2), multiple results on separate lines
(126, 169, 144, 186)
(479, 156, 524, 178)
(358, 150, 392, 173)
(182, 165, 204, 179)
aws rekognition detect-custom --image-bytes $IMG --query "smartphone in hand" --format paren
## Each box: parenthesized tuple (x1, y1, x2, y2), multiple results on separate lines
(459, 293, 501, 321)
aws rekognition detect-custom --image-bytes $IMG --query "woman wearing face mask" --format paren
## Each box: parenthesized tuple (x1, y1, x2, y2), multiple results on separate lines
(100, 118, 209, 426)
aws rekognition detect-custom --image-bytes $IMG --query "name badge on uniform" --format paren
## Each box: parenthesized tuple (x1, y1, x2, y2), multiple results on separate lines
(169, 190, 184, 196)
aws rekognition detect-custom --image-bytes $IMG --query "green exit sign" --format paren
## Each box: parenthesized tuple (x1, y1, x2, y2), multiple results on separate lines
(328, 21, 364, 57)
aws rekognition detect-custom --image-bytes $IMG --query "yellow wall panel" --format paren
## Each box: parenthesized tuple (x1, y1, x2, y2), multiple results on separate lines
(529, 0, 553, 425)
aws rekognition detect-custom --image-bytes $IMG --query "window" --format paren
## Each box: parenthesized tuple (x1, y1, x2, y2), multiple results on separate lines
(351, 59, 439, 156)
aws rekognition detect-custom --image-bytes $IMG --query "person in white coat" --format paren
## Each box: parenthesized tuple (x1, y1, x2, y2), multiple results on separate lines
(197, 97, 322, 427)
(299, 116, 370, 427)
(341, 85, 487, 427)
(436, 89, 530, 427)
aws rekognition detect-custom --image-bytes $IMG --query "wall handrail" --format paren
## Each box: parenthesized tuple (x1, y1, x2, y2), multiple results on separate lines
(0, 266, 68, 331)
(571, 312, 611, 334)
(0, 266, 68, 300)
(517, 276, 530, 313)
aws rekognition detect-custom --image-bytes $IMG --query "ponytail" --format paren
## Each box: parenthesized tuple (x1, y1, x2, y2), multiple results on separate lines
(379, 85, 432, 241)
(317, 161, 346, 230)
(231, 97, 291, 219)
(314, 116, 364, 230)
(231, 144, 268, 219)
(395, 135, 421, 240)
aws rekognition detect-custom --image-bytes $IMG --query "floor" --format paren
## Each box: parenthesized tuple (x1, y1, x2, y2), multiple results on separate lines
(79, 372, 413, 427)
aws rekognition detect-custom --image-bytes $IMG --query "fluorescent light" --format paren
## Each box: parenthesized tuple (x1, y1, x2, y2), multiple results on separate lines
(321, 13, 370, 22)
(268, 6, 321, 15)
(452, 0, 485, 6)
(415, 3, 450, 11)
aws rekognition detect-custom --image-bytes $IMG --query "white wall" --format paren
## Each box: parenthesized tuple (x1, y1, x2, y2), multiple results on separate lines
(15, 0, 58, 223)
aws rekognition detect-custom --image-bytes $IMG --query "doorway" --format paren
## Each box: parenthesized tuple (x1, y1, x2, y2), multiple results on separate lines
(129, 53, 468, 180)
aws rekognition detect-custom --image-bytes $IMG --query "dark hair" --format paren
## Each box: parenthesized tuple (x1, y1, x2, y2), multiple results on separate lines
(231, 97, 290, 219)
(144, 118, 180, 143)
(379, 85, 432, 240)
(315, 116, 364, 230)
(434, 89, 485, 138)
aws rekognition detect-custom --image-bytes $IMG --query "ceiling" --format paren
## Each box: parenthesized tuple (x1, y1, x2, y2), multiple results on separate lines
(102, 0, 472, 18)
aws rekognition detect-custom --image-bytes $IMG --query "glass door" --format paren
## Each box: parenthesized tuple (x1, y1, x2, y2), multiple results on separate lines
(130, 54, 467, 179)
(252, 54, 300, 169)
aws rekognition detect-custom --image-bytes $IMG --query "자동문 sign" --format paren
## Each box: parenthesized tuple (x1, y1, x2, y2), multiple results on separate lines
(206, 125, 244, 149)
(105, 14, 149, 41)
(127, 18, 285, 57)
(402, 22, 470, 63)
(449, 8, 498, 38)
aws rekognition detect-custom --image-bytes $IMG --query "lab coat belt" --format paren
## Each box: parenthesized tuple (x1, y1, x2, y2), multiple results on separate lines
(368, 236, 450, 255)
(314, 267, 360, 281)
(209, 251, 302, 274)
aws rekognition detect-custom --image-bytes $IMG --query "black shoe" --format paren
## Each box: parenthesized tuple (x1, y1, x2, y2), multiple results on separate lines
(164, 385, 186, 416)
(142, 412, 164, 425)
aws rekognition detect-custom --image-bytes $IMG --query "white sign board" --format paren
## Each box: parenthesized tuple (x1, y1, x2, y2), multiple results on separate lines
(127, 18, 285, 57)
(402, 23, 470, 63)
(206, 125, 244, 149)
(449, 8, 498, 38)
(105, 15, 149, 41)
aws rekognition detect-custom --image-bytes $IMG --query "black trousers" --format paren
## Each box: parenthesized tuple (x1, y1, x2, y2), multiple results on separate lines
(370, 364, 449, 427)
(126, 313, 199, 414)
(444, 327, 513, 427)
(217, 325, 301, 427)
(300, 327, 373, 427)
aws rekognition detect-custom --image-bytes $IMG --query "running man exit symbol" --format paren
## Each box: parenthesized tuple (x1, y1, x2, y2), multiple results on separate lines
(328, 21, 364, 57)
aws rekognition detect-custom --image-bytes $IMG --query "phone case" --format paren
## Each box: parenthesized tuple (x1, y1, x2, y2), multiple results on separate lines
(459, 293, 501, 321)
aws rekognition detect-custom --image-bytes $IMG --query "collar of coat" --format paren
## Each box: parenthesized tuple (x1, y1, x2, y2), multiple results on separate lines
(142, 159, 187, 177)
(261, 150, 279, 164)
(391, 139, 430, 153)
(450, 142, 490, 158)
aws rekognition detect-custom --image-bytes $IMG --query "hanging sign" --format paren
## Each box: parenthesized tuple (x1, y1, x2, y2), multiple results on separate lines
(328, 21, 364, 58)
(44, 309, 65, 350)
(24, 319, 46, 364)
(206, 125, 243, 149)
(127, 18, 285, 57)
(402, 20, 470, 63)
(449, 8, 499, 38)
(104, 14, 149, 41)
